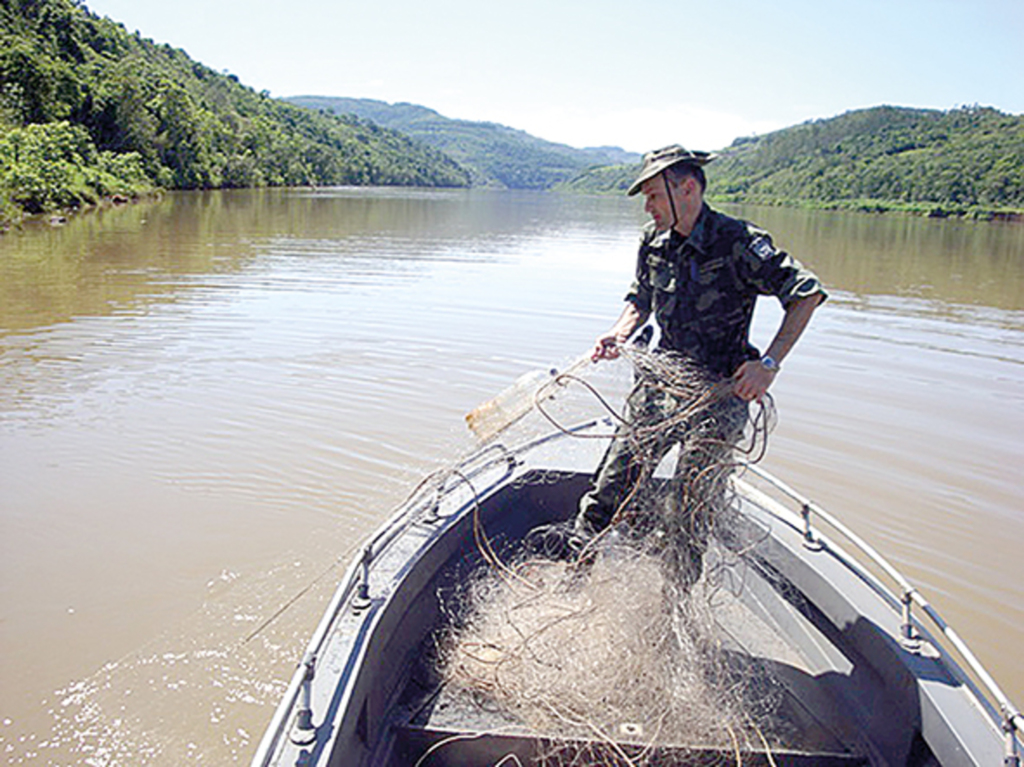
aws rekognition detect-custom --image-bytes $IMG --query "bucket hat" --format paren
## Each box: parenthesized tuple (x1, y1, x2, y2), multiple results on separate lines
(627, 145, 716, 196)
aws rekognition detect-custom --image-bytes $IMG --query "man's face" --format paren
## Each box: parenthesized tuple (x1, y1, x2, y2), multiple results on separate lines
(640, 173, 694, 232)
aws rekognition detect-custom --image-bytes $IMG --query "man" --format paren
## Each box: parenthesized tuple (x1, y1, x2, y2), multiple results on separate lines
(575, 145, 826, 586)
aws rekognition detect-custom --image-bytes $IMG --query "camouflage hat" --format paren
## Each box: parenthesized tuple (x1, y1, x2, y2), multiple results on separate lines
(626, 144, 716, 196)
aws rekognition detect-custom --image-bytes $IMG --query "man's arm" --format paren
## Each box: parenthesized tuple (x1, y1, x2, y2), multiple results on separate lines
(732, 294, 823, 402)
(592, 301, 649, 361)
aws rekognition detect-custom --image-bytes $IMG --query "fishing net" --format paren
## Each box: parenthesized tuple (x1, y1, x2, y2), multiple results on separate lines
(435, 346, 786, 765)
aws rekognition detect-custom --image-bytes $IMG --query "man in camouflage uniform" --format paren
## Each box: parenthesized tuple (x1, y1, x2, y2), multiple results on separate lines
(576, 145, 827, 587)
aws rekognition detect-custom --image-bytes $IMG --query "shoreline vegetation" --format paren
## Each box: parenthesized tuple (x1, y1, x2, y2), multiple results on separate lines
(2, 1, 1022, 231)
(708, 195, 1024, 223)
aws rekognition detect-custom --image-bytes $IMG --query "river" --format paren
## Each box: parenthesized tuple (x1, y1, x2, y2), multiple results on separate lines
(1, 188, 1022, 763)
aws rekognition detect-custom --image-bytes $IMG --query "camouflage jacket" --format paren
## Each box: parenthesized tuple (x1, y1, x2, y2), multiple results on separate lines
(627, 204, 826, 377)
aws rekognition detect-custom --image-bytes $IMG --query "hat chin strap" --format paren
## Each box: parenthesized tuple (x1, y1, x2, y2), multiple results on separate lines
(663, 174, 679, 232)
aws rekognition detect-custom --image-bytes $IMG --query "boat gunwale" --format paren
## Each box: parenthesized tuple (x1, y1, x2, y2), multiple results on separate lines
(250, 421, 605, 766)
(739, 465, 1023, 749)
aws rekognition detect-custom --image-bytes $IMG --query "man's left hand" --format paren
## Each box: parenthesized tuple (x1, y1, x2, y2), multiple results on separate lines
(732, 360, 777, 402)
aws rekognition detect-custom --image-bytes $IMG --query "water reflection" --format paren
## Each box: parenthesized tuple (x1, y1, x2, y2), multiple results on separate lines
(3, 192, 1021, 343)
(722, 202, 1024, 313)
(0, 189, 640, 336)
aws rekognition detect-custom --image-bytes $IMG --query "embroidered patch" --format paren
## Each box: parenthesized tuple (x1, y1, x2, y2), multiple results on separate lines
(751, 238, 775, 261)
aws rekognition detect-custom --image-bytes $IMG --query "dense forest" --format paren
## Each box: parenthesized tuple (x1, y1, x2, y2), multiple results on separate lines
(0, 0, 470, 226)
(559, 106, 1024, 218)
(287, 96, 639, 190)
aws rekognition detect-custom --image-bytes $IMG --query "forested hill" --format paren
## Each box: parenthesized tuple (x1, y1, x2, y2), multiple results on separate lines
(559, 106, 1024, 217)
(287, 95, 640, 190)
(0, 0, 470, 225)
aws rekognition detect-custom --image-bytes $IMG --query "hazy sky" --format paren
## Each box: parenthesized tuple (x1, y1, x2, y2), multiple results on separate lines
(82, 0, 1023, 153)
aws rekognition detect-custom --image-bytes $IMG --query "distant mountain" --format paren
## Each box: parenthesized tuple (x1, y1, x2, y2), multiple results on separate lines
(286, 96, 641, 190)
(551, 163, 638, 195)
(577, 145, 642, 166)
(558, 105, 1024, 217)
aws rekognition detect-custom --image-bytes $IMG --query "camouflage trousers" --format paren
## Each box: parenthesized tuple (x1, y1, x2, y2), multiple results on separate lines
(575, 384, 748, 588)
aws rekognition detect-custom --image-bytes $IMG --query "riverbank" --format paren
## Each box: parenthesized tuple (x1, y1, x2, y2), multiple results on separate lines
(707, 193, 1024, 222)
(554, 169, 1024, 223)
(1, 189, 168, 234)
(0, 121, 161, 231)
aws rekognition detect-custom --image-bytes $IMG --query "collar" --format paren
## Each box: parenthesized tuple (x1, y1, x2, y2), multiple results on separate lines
(648, 203, 712, 256)
(680, 203, 712, 256)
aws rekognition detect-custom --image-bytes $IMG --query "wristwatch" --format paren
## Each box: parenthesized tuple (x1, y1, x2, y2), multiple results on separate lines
(760, 355, 780, 373)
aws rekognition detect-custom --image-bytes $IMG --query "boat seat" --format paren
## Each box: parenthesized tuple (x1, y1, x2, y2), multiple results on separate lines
(392, 723, 870, 766)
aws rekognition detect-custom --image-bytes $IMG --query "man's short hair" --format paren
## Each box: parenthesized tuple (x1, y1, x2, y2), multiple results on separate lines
(664, 163, 707, 193)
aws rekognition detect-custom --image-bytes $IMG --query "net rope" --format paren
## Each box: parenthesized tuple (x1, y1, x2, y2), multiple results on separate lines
(434, 347, 788, 766)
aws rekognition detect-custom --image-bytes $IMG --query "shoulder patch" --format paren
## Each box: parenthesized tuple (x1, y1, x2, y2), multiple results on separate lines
(750, 237, 776, 262)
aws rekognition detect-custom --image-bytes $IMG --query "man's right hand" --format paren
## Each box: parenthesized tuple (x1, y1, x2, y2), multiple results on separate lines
(592, 303, 647, 361)
(592, 333, 622, 361)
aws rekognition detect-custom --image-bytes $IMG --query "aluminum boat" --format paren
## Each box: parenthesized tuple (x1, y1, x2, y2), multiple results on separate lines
(251, 420, 1022, 767)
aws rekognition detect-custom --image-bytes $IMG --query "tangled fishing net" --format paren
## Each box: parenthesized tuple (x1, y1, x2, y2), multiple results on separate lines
(435, 346, 786, 765)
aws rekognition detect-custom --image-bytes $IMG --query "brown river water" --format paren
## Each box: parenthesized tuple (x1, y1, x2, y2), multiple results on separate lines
(1, 188, 1022, 763)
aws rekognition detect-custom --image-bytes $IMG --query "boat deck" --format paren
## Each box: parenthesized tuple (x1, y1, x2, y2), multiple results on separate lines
(386, 558, 876, 766)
